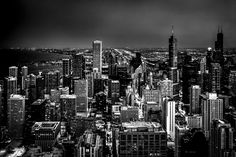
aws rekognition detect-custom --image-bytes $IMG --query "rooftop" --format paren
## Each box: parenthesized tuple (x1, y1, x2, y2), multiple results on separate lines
(121, 121, 164, 133)
(32, 121, 60, 131)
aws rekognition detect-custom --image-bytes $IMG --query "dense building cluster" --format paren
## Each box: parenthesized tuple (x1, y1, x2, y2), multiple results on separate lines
(0, 28, 236, 157)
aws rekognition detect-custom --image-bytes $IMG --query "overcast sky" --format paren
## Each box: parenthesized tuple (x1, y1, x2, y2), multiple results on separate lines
(0, 0, 235, 48)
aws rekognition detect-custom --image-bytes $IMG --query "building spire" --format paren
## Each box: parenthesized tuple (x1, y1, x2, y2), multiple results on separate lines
(171, 25, 174, 35)
(218, 25, 220, 33)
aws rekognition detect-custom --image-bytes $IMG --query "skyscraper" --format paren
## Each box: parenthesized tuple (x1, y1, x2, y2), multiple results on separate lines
(201, 93, 223, 138)
(160, 78, 173, 98)
(214, 27, 224, 66)
(72, 53, 85, 79)
(229, 70, 236, 95)
(8, 94, 25, 139)
(189, 85, 201, 114)
(44, 71, 60, 94)
(93, 40, 103, 73)
(119, 121, 167, 157)
(9, 66, 18, 77)
(62, 58, 71, 77)
(210, 120, 234, 157)
(21, 66, 28, 91)
(73, 79, 88, 116)
(162, 97, 175, 140)
(210, 63, 221, 93)
(169, 26, 178, 67)
(6, 76, 17, 98)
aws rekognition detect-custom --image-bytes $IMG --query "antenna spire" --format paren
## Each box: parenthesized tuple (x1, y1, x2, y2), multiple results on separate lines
(171, 25, 174, 35)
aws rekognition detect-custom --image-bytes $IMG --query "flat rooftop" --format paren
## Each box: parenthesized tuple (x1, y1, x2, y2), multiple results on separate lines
(121, 121, 164, 133)
(32, 121, 60, 131)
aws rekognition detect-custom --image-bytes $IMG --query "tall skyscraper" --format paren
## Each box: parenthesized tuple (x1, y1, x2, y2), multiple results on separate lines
(108, 80, 120, 101)
(169, 67, 179, 99)
(93, 40, 103, 73)
(201, 93, 223, 138)
(9, 66, 18, 77)
(214, 27, 224, 66)
(210, 63, 221, 93)
(162, 97, 175, 140)
(72, 53, 85, 79)
(182, 61, 199, 104)
(175, 123, 189, 157)
(169, 26, 178, 67)
(8, 94, 25, 139)
(21, 66, 28, 77)
(44, 71, 60, 94)
(189, 85, 201, 114)
(6, 76, 17, 98)
(73, 79, 88, 116)
(60, 94, 77, 132)
(62, 58, 71, 77)
(229, 70, 236, 95)
(210, 120, 234, 157)
(21, 66, 28, 91)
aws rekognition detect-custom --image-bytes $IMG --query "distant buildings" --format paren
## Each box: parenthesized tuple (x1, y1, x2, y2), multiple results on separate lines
(169, 26, 178, 68)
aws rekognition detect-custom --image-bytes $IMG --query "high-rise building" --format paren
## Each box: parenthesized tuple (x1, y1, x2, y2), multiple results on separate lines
(21, 66, 28, 91)
(175, 122, 189, 157)
(9, 66, 18, 77)
(201, 93, 223, 138)
(21, 66, 28, 77)
(6, 76, 17, 98)
(229, 70, 236, 95)
(120, 106, 139, 122)
(182, 61, 199, 104)
(62, 58, 71, 77)
(210, 63, 221, 93)
(108, 80, 120, 102)
(44, 71, 60, 94)
(187, 114, 202, 129)
(73, 79, 88, 116)
(142, 86, 161, 103)
(31, 99, 46, 121)
(160, 78, 173, 98)
(0, 85, 4, 126)
(119, 121, 167, 157)
(87, 74, 94, 97)
(75, 130, 103, 157)
(214, 27, 224, 66)
(169, 26, 178, 67)
(162, 97, 175, 140)
(93, 40, 103, 73)
(210, 120, 234, 157)
(8, 94, 25, 139)
(60, 94, 77, 132)
(32, 121, 61, 152)
(200, 57, 207, 74)
(189, 85, 201, 114)
(72, 53, 85, 79)
(169, 67, 179, 99)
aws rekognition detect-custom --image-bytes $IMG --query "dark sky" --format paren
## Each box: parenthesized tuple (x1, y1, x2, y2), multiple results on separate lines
(0, 0, 235, 48)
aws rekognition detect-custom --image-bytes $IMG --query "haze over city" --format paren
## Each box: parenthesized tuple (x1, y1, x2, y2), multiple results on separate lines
(0, 0, 236, 48)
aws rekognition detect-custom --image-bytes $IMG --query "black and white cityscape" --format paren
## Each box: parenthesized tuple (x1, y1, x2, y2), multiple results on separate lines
(0, 0, 236, 157)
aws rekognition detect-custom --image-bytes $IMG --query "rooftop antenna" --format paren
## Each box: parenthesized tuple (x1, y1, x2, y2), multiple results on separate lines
(171, 25, 174, 35)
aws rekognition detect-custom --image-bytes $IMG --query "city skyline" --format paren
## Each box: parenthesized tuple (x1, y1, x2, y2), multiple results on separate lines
(0, 0, 236, 49)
